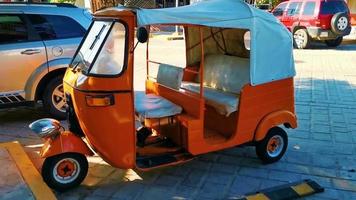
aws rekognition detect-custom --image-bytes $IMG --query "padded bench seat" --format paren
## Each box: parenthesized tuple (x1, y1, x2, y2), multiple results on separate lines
(181, 54, 249, 117)
(134, 92, 182, 121)
(181, 82, 239, 116)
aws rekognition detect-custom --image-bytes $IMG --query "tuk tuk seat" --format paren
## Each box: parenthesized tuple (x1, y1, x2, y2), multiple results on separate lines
(181, 54, 249, 116)
(134, 92, 183, 121)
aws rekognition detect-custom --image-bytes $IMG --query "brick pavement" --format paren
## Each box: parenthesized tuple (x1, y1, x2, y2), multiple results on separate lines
(0, 41, 356, 200)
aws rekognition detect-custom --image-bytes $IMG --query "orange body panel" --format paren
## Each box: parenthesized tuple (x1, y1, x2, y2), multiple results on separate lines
(59, 8, 297, 170)
(186, 78, 296, 155)
(62, 13, 137, 169)
(41, 131, 94, 158)
(351, 14, 356, 26)
(255, 110, 297, 141)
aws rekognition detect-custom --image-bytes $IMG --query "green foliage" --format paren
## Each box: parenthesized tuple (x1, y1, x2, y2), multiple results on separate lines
(256, 0, 282, 7)
(51, 0, 76, 4)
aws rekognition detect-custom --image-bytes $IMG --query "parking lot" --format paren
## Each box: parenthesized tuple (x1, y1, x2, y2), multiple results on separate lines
(1, 40, 356, 200)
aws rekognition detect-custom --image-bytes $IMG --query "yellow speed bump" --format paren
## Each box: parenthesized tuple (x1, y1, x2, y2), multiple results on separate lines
(0, 141, 56, 200)
(236, 179, 324, 200)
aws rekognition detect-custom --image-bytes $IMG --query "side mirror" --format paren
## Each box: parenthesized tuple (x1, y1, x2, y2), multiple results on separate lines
(137, 27, 148, 43)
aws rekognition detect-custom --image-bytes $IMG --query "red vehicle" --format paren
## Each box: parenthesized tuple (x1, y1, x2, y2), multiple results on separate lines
(272, 0, 352, 49)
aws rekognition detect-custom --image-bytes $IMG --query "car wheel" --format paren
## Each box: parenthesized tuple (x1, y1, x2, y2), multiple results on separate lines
(43, 75, 66, 120)
(255, 127, 288, 164)
(331, 12, 349, 35)
(293, 28, 310, 49)
(325, 37, 343, 47)
(42, 153, 88, 191)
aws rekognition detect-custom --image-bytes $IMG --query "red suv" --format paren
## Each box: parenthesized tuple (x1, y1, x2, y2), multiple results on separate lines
(272, 0, 351, 49)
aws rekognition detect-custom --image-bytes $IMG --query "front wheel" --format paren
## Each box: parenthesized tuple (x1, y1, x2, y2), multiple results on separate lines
(255, 127, 288, 164)
(293, 28, 310, 49)
(325, 37, 343, 47)
(43, 75, 66, 120)
(41, 153, 88, 191)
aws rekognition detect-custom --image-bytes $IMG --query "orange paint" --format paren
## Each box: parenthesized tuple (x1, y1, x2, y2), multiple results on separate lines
(46, 8, 297, 171)
(40, 131, 94, 158)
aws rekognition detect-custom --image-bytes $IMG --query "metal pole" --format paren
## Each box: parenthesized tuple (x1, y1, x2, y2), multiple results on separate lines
(175, 0, 179, 35)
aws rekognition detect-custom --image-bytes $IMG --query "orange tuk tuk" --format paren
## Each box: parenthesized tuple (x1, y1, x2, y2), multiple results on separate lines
(30, 0, 297, 191)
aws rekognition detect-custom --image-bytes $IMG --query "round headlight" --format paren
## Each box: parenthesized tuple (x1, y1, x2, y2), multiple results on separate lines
(29, 118, 61, 138)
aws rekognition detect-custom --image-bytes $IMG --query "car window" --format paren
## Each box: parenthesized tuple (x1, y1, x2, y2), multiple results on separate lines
(0, 14, 29, 44)
(303, 2, 316, 16)
(28, 14, 85, 40)
(273, 3, 287, 16)
(320, 1, 348, 15)
(287, 2, 302, 16)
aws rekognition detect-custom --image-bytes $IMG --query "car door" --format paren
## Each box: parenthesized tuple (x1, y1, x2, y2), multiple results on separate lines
(26, 14, 86, 66)
(0, 13, 47, 104)
(299, 1, 317, 27)
(285, 2, 303, 31)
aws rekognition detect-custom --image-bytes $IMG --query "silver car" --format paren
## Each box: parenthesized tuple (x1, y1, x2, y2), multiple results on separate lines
(0, 2, 91, 119)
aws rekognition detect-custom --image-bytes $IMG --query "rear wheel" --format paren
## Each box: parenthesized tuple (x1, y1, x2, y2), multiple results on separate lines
(43, 75, 66, 120)
(293, 28, 310, 49)
(331, 12, 350, 35)
(255, 127, 288, 164)
(41, 153, 88, 191)
(325, 37, 343, 47)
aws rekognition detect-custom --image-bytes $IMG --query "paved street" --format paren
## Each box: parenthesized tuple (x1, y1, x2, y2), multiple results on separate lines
(0, 40, 356, 200)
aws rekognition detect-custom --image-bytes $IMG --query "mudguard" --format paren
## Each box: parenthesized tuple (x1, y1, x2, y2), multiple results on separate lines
(255, 110, 297, 142)
(40, 131, 94, 158)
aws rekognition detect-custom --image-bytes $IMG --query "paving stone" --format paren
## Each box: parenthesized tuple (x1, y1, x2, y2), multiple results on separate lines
(173, 185, 198, 199)
(228, 175, 262, 196)
(268, 170, 302, 182)
(238, 167, 269, 179)
(210, 162, 238, 174)
(111, 182, 145, 200)
(197, 182, 226, 199)
(154, 174, 183, 187)
(181, 169, 207, 187)
(205, 172, 233, 185)
(332, 178, 356, 192)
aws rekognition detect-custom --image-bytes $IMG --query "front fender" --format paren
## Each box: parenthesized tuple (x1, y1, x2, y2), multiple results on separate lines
(255, 110, 297, 142)
(25, 58, 71, 101)
(40, 131, 94, 158)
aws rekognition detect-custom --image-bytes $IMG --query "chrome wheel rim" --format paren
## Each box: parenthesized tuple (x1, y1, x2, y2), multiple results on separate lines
(337, 17, 348, 31)
(266, 135, 284, 158)
(294, 30, 306, 48)
(53, 158, 80, 184)
(52, 84, 66, 112)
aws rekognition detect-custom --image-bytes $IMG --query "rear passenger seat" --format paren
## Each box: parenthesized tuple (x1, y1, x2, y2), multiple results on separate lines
(181, 54, 250, 116)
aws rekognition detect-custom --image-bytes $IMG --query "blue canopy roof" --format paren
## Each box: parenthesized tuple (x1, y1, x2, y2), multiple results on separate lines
(137, 0, 295, 86)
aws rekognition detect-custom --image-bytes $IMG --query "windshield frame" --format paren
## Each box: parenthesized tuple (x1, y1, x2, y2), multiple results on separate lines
(69, 18, 129, 78)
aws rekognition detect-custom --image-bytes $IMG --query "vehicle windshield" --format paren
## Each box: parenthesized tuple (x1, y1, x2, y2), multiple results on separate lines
(70, 20, 126, 76)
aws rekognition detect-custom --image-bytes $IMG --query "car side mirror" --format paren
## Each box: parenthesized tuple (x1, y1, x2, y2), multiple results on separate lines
(137, 27, 148, 43)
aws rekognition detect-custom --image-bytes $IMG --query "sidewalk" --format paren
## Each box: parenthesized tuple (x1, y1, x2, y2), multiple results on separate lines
(0, 142, 56, 200)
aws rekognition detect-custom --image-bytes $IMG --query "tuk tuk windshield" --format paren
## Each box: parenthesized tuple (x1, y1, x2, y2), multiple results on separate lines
(70, 20, 127, 76)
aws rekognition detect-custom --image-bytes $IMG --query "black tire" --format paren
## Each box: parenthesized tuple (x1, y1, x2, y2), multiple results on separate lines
(293, 28, 310, 49)
(41, 153, 88, 192)
(255, 127, 288, 164)
(43, 75, 66, 120)
(331, 12, 350, 35)
(325, 37, 343, 47)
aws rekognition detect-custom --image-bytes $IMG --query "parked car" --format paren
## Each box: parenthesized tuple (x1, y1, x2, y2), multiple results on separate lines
(272, 0, 352, 49)
(0, 2, 91, 119)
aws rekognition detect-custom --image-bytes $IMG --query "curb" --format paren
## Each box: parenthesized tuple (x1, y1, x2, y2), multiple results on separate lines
(0, 141, 56, 200)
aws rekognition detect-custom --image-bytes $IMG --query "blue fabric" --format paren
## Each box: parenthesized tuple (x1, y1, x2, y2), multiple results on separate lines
(136, 0, 295, 86)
